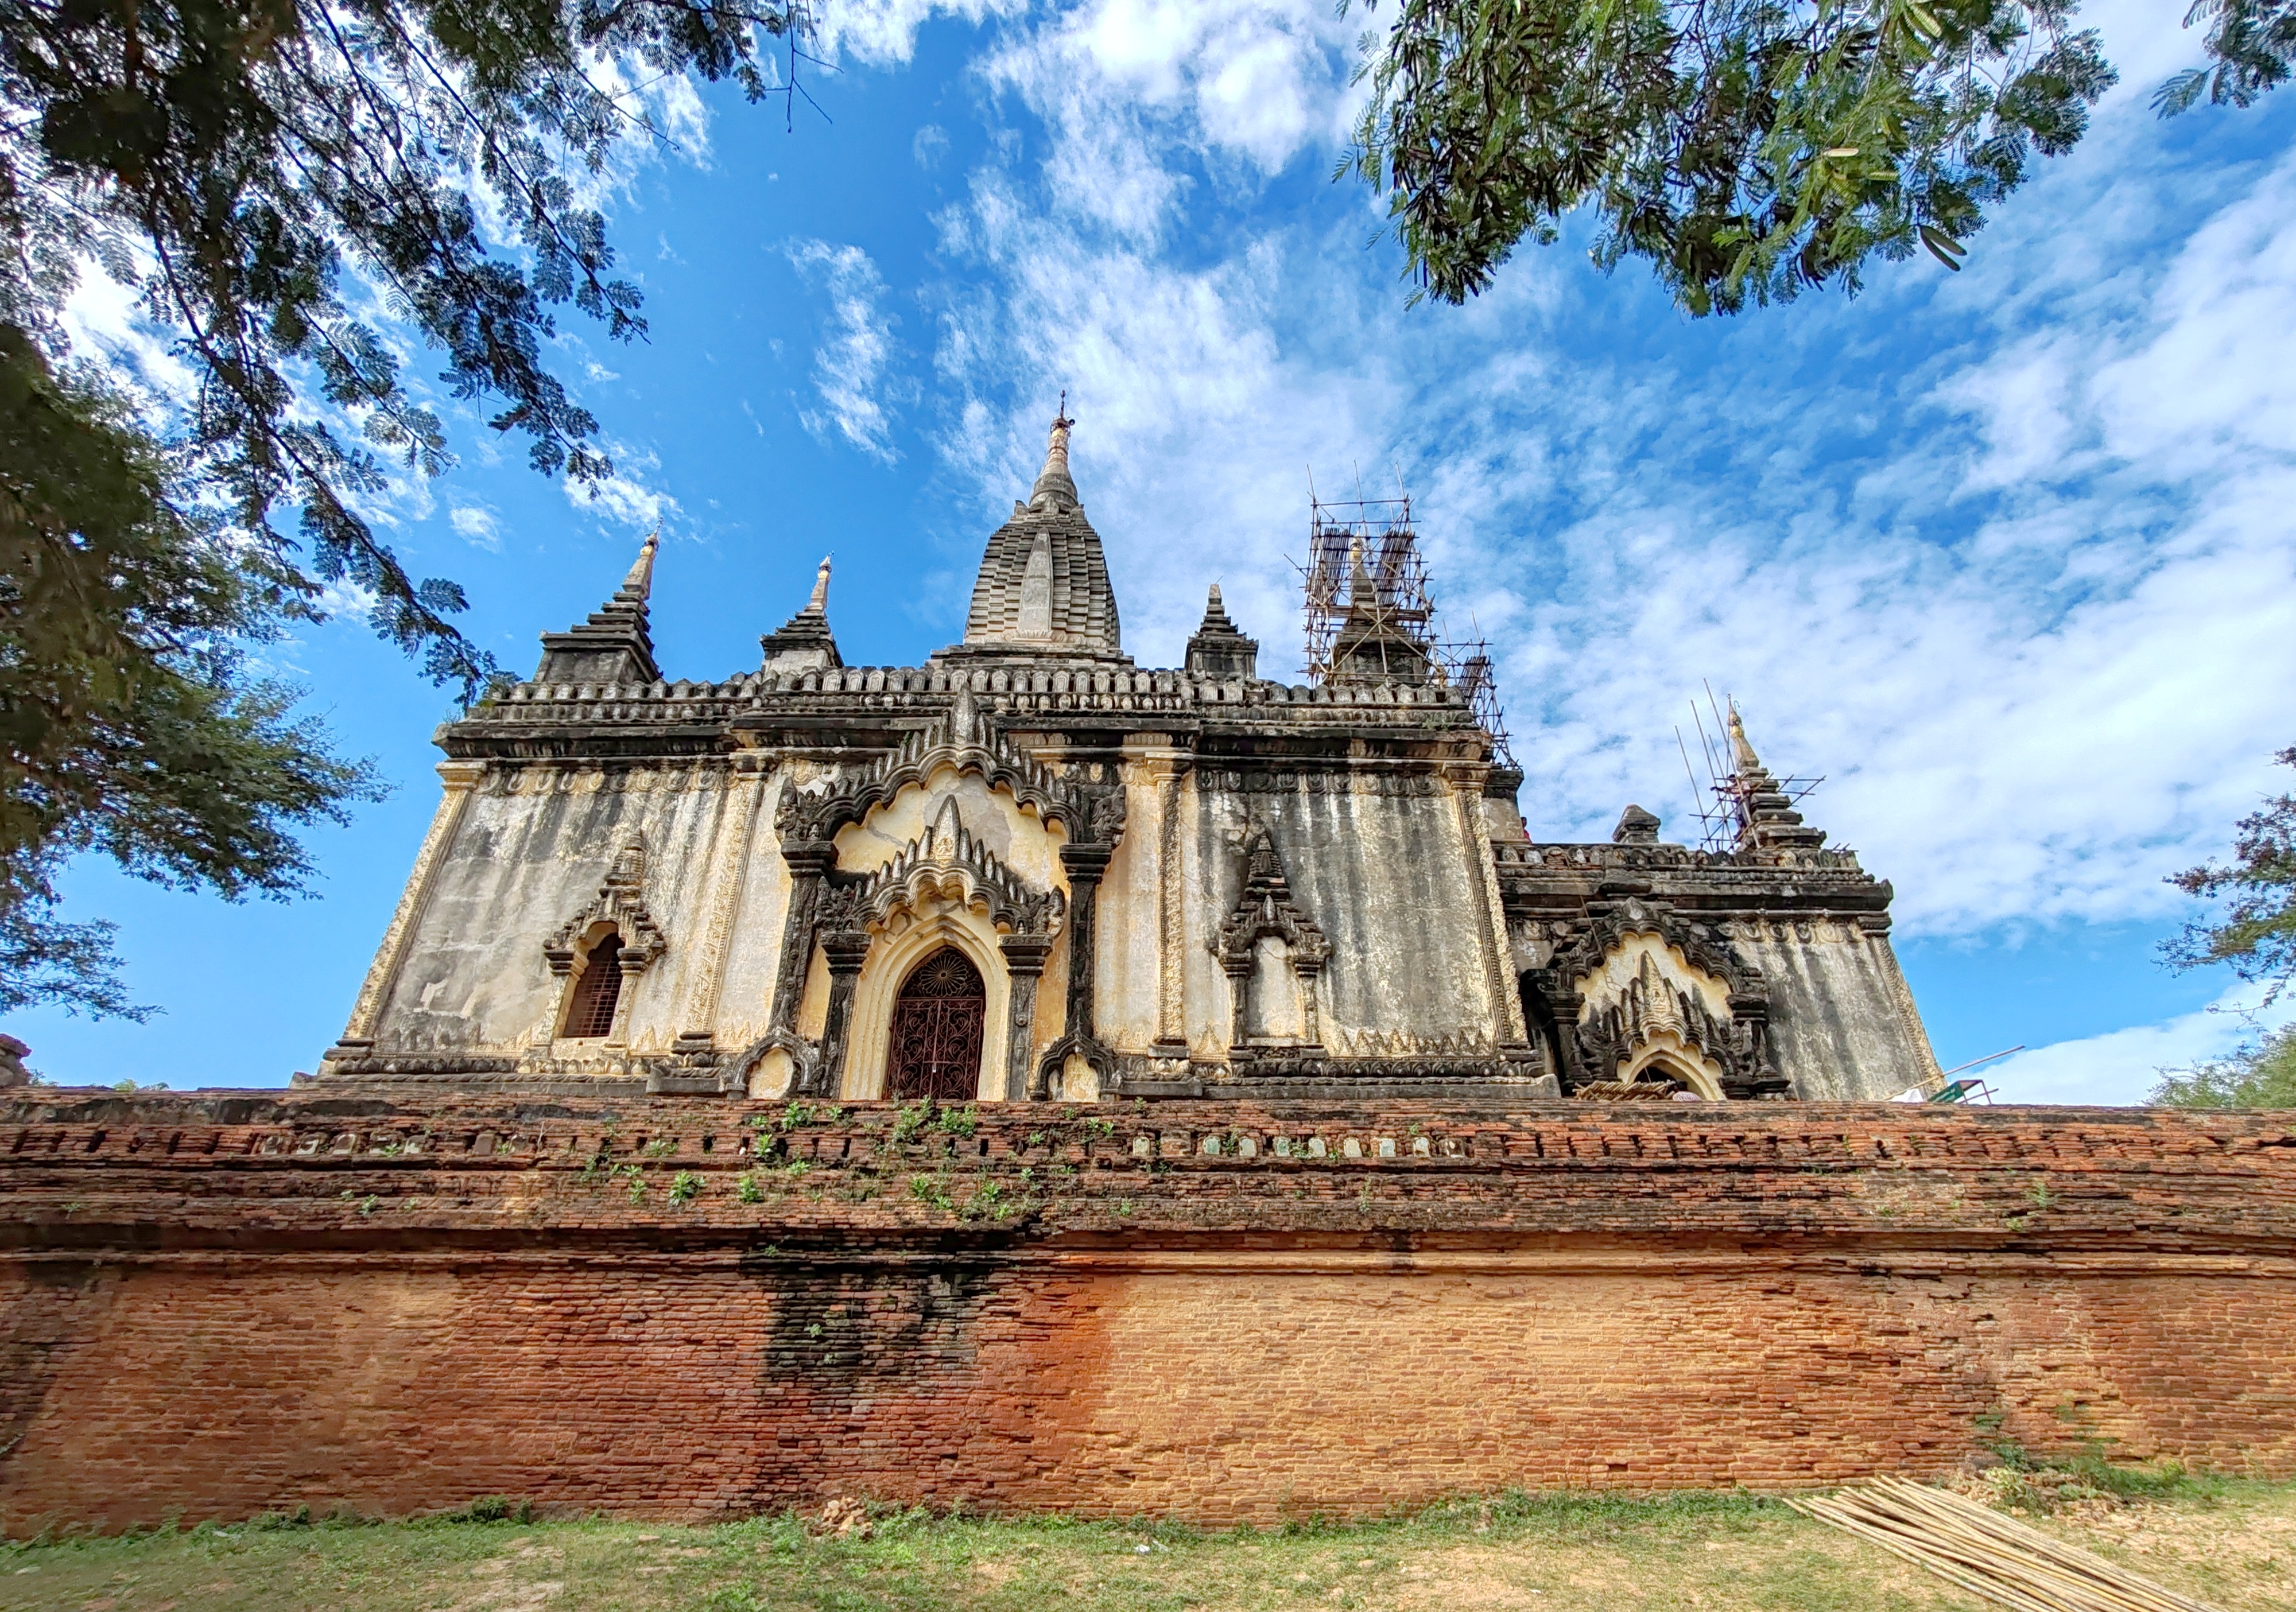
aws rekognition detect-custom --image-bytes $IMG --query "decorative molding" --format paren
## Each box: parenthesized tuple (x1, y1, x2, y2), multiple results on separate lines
(858, 797, 1065, 938)
(544, 835, 667, 976)
(1543, 893, 1786, 1100)
(329, 760, 485, 1052)
(674, 758, 770, 1052)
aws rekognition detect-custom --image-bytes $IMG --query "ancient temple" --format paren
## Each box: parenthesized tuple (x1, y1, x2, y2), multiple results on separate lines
(316, 413, 1938, 1103)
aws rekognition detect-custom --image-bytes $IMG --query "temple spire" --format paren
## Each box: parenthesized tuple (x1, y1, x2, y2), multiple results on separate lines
(1328, 533, 1430, 684)
(1185, 581, 1258, 679)
(618, 526, 660, 603)
(761, 551, 843, 672)
(1724, 703, 1825, 853)
(1727, 702, 1762, 773)
(944, 395, 1126, 662)
(534, 530, 662, 684)
(1029, 394, 1079, 514)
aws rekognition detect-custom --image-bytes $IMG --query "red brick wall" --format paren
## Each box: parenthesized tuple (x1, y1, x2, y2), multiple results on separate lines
(3, 1092, 2293, 1529)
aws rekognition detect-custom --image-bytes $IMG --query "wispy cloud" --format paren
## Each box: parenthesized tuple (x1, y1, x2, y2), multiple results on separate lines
(448, 505, 502, 550)
(567, 440, 681, 532)
(788, 239, 905, 462)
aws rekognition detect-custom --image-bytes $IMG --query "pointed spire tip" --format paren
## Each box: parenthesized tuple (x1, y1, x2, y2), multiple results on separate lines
(619, 525, 660, 601)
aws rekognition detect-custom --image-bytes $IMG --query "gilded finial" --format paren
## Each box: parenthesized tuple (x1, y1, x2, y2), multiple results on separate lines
(1727, 701, 1763, 773)
(1030, 393, 1080, 511)
(619, 524, 660, 601)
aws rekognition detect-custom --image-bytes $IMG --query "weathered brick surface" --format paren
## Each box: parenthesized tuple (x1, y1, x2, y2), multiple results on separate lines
(2, 1090, 2293, 1530)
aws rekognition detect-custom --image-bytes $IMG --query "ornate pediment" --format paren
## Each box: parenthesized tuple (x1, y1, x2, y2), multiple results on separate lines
(781, 685, 1124, 848)
(1215, 823, 1327, 973)
(1543, 891, 1785, 1098)
(544, 835, 666, 975)
(859, 797, 1065, 937)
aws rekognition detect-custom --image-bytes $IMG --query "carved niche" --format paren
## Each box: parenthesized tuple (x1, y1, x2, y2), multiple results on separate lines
(1536, 893, 1786, 1099)
(1214, 823, 1329, 1052)
(543, 834, 666, 976)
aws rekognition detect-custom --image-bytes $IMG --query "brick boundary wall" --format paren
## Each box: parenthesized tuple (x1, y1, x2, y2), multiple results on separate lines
(3, 1089, 2294, 1531)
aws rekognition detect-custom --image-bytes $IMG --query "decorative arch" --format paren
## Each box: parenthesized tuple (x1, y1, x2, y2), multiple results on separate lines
(543, 834, 664, 1048)
(782, 685, 1124, 848)
(859, 797, 1065, 937)
(1545, 893, 1787, 1099)
(545, 835, 666, 976)
(765, 690, 1112, 1102)
(842, 906, 1012, 1102)
(1620, 1044, 1726, 1101)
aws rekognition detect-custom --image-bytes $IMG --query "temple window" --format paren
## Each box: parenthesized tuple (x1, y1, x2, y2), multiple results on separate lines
(563, 931, 625, 1039)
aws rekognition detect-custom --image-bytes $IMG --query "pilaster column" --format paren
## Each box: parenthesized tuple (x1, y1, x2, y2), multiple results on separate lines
(1222, 956, 1255, 1050)
(766, 841, 835, 1039)
(815, 930, 872, 1098)
(1546, 982, 1587, 1091)
(1036, 841, 1113, 1100)
(1445, 761, 1532, 1051)
(673, 753, 769, 1055)
(1147, 755, 1191, 1054)
(1294, 956, 1325, 1051)
(327, 759, 486, 1058)
(998, 935, 1053, 1102)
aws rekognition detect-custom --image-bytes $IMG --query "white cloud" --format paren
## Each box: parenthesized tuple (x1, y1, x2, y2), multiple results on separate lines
(815, 0, 1023, 65)
(788, 239, 905, 461)
(1987, 981, 2296, 1105)
(449, 505, 502, 550)
(977, 0, 1356, 240)
(567, 441, 682, 531)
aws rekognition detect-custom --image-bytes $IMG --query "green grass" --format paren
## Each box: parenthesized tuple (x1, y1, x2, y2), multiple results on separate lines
(3, 1479, 2291, 1611)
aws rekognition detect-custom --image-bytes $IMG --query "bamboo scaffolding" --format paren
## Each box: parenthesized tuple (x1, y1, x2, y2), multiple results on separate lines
(1784, 1476, 2221, 1612)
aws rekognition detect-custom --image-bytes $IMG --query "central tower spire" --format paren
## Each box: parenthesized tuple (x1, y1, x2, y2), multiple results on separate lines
(941, 399, 1128, 664)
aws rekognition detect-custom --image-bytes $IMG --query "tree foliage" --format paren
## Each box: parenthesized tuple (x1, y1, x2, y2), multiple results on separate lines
(2165, 746, 2296, 1005)
(1, 0, 796, 1016)
(1343, 0, 2279, 313)
(2155, 0, 2296, 112)
(5, 0, 794, 689)
(2, 325, 382, 1016)
(2150, 1023, 2296, 1108)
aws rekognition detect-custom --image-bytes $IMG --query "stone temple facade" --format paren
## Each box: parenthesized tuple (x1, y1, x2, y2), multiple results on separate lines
(316, 415, 1938, 1104)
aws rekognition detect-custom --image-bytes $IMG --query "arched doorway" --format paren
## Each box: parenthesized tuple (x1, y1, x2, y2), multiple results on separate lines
(885, 947, 987, 1101)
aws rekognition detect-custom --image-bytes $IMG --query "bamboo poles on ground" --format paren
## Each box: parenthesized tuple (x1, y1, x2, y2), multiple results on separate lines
(1784, 1475, 2221, 1612)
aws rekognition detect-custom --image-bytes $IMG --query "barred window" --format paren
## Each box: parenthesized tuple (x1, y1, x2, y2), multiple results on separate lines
(564, 932, 625, 1039)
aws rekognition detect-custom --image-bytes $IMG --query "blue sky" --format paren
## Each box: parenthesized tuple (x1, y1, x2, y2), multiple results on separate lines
(21, 0, 2296, 1099)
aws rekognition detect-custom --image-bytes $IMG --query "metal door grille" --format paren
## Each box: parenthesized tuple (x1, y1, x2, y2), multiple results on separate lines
(564, 933, 624, 1038)
(885, 949, 986, 1101)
